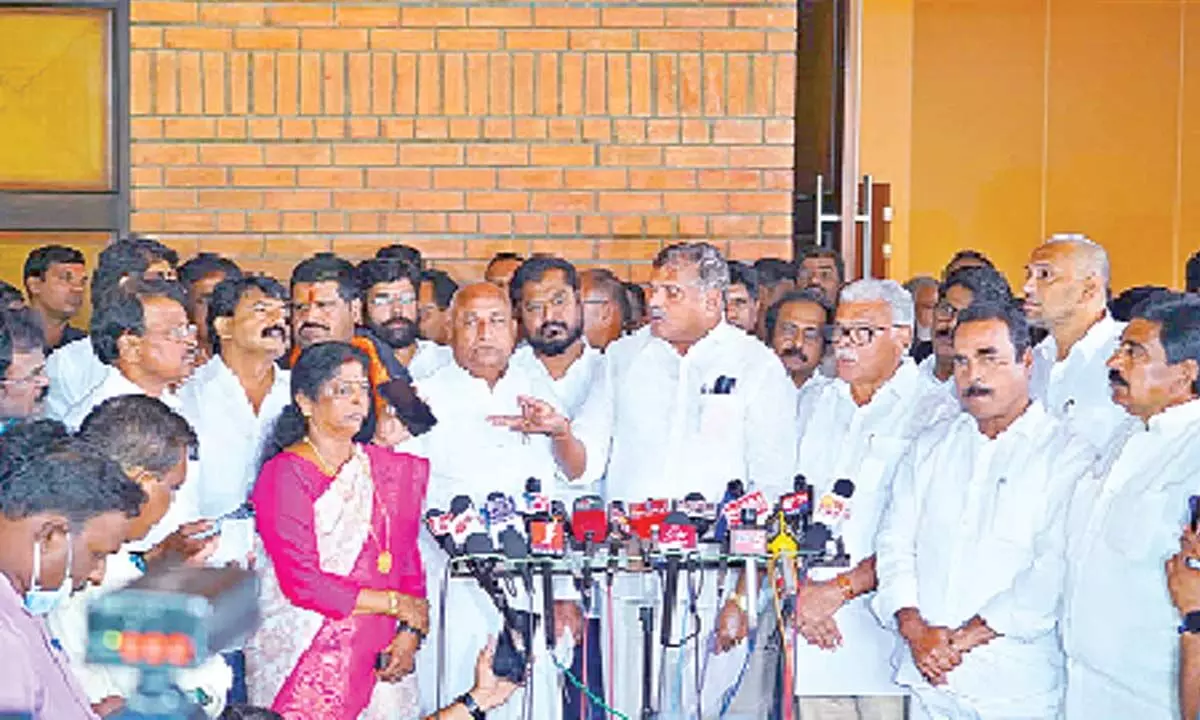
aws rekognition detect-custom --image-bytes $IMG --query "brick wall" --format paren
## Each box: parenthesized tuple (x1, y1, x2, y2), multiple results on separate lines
(128, 0, 797, 281)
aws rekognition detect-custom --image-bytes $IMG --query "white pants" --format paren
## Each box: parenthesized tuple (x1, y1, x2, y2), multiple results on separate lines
(798, 696, 907, 720)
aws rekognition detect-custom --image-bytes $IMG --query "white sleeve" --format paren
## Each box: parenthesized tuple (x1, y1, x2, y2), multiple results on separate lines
(744, 356, 799, 498)
(872, 443, 925, 628)
(566, 360, 612, 488)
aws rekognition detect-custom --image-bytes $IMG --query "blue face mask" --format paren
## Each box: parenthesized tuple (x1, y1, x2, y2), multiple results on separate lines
(24, 533, 74, 616)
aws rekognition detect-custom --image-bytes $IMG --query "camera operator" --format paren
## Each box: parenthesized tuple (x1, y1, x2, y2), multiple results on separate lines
(1167, 527, 1200, 720)
(422, 638, 518, 720)
(0, 423, 144, 718)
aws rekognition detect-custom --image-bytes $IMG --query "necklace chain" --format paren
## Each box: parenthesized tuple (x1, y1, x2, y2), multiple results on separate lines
(302, 437, 392, 574)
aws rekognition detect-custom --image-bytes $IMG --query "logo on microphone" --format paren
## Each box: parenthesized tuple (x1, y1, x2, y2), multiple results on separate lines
(530, 518, 565, 555)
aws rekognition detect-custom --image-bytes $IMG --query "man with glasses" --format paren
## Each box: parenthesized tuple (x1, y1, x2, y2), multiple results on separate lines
(719, 279, 958, 720)
(0, 308, 50, 426)
(1023, 234, 1127, 449)
(578, 268, 627, 351)
(921, 266, 1015, 395)
(359, 257, 450, 381)
(23, 244, 88, 353)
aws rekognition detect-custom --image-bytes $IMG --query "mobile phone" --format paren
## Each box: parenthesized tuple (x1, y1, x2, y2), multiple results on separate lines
(192, 502, 255, 541)
(375, 652, 391, 671)
(1189, 495, 1200, 533)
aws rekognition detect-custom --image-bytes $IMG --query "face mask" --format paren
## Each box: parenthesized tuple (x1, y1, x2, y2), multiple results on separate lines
(24, 532, 73, 616)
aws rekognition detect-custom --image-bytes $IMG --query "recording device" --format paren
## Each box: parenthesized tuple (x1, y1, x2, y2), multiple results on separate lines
(804, 479, 855, 555)
(721, 490, 769, 529)
(766, 506, 801, 620)
(528, 506, 564, 648)
(681, 492, 717, 539)
(499, 526, 534, 594)
(191, 502, 255, 542)
(377, 377, 437, 436)
(449, 495, 486, 549)
(715, 481, 745, 598)
(521, 477, 550, 518)
(780, 475, 812, 535)
(629, 498, 671, 541)
(1190, 495, 1200, 533)
(87, 565, 259, 719)
(485, 493, 523, 548)
(658, 510, 698, 646)
(571, 495, 607, 610)
(730, 507, 767, 635)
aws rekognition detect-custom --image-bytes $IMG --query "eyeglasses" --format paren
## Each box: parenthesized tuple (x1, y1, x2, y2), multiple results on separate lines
(370, 292, 416, 309)
(1114, 341, 1151, 364)
(147, 324, 197, 343)
(776, 325, 824, 343)
(0, 366, 47, 387)
(323, 380, 370, 399)
(934, 302, 962, 321)
(828, 324, 900, 346)
(523, 291, 572, 317)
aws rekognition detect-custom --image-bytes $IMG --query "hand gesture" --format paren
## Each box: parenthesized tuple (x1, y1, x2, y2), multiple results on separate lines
(487, 395, 569, 438)
(147, 520, 219, 568)
(900, 614, 961, 686)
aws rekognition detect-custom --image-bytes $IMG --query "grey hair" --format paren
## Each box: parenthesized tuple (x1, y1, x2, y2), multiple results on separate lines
(839, 278, 915, 327)
(1044, 233, 1111, 286)
(652, 242, 730, 294)
(903, 275, 939, 296)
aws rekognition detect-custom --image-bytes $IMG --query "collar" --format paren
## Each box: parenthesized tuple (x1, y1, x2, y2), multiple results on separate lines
(102, 366, 181, 409)
(1145, 398, 1200, 436)
(444, 359, 517, 394)
(0, 571, 24, 616)
(967, 399, 1047, 442)
(832, 357, 920, 407)
(208, 353, 288, 391)
(1042, 311, 1121, 365)
(642, 320, 737, 358)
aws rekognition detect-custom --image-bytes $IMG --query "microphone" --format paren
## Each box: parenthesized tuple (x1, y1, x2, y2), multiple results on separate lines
(521, 477, 550, 518)
(424, 509, 457, 556)
(730, 507, 767, 636)
(529, 505, 566, 649)
(485, 492, 523, 548)
(498, 526, 533, 594)
(658, 511, 698, 647)
(463, 532, 532, 684)
(681, 492, 716, 539)
(779, 474, 813, 537)
(714, 481, 745, 599)
(804, 479, 856, 554)
(572, 495, 607, 612)
(767, 505, 801, 620)
(721, 489, 769, 530)
(449, 495, 487, 550)
(629, 498, 671, 541)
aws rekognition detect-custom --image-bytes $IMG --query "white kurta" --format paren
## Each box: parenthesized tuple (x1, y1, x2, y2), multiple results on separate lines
(178, 355, 292, 566)
(916, 353, 958, 402)
(1030, 313, 1128, 451)
(604, 322, 798, 503)
(791, 359, 961, 697)
(407, 339, 453, 381)
(399, 361, 573, 720)
(874, 402, 1094, 718)
(1063, 399, 1200, 720)
(45, 336, 107, 422)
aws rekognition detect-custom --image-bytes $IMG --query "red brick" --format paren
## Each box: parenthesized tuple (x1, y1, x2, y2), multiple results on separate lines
(133, 2, 197, 23)
(449, 118, 480, 139)
(266, 4, 334, 26)
(599, 146, 662, 166)
(394, 55, 417, 114)
(702, 31, 765, 51)
(200, 4, 265, 26)
(531, 192, 594, 212)
(198, 190, 265, 209)
(597, 239, 661, 260)
(134, 189, 196, 210)
(165, 28, 232, 50)
(470, 8, 531, 27)
(506, 31, 568, 51)
(484, 119, 514, 139)
(561, 54, 584, 116)
(713, 119, 763, 144)
(655, 56, 677, 115)
(490, 55, 512, 115)
(664, 146, 728, 167)
(679, 55, 702, 115)
(565, 169, 626, 189)
(402, 8, 466, 26)
(133, 143, 198, 165)
(666, 9, 731, 28)
(531, 146, 592, 166)
(315, 118, 347, 139)
(337, 6, 400, 27)
(763, 170, 794, 190)
(497, 169, 563, 189)
(602, 8, 664, 27)
(131, 167, 162, 186)
(434, 169, 497, 190)
(513, 54, 535, 115)
(467, 193, 530, 212)
(399, 145, 462, 165)
(548, 119, 578, 140)
(665, 192, 727, 212)
(585, 54, 606, 114)
(302, 29, 367, 51)
(711, 215, 761, 237)
(131, 27, 162, 49)
(232, 168, 297, 187)
(164, 118, 216, 139)
(398, 192, 465, 211)
(163, 213, 217, 232)
(275, 53, 299, 114)
(630, 170, 697, 190)
(165, 167, 227, 187)
(513, 214, 547, 235)
(535, 8, 599, 27)
(640, 31, 700, 51)
(298, 168, 364, 188)
(281, 213, 316, 232)
(438, 30, 501, 51)
(333, 191, 396, 210)
(570, 30, 634, 51)
(726, 56, 750, 115)
(154, 53, 178, 114)
(219, 118, 249, 139)
(703, 56, 725, 115)
(265, 191, 332, 210)
(264, 144, 332, 165)
(699, 169, 761, 190)
(752, 55, 772, 115)
(348, 54, 371, 115)
(735, 9, 796, 28)
(775, 56, 797, 115)
(728, 192, 791, 213)
(371, 30, 435, 51)
(281, 118, 313, 139)
(252, 53, 276, 113)
(466, 144, 528, 166)
(415, 118, 449, 139)
(417, 54, 441, 114)
(762, 215, 792, 236)
(235, 29, 299, 50)
(131, 118, 163, 139)
(334, 144, 398, 166)
(734, 146, 793, 168)
(178, 52, 203, 114)
(366, 169, 432, 189)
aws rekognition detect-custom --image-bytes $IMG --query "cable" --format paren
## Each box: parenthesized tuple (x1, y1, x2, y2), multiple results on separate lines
(436, 562, 451, 713)
(581, 596, 589, 720)
(553, 652, 632, 720)
(605, 582, 616, 715)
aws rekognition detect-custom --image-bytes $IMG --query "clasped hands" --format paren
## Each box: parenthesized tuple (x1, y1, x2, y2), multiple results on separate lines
(377, 594, 430, 683)
(897, 609, 996, 686)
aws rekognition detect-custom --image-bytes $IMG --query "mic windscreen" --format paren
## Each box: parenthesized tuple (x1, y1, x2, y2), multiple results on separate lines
(499, 527, 529, 560)
(450, 495, 473, 516)
(833, 479, 855, 498)
(659, 511, 698, 551)
(424, 509, 452, 537)
(465, 532, 494, 556)
(525, 477, 542, 494)
(572, 496, 608, 545)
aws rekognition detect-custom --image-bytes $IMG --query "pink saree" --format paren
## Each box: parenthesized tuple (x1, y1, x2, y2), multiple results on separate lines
(246, 444, 428, 720)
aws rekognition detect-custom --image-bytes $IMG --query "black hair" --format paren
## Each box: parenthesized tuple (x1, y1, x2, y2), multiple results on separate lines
(1110, 285, 1171, 323)
(0, 281, 23, 309)
(90, 279, 188, 366)
(764, 288, 832, 345)
(623, 282, 646, 329)
(290, 253, 358, 302)
(1133, 292, 1200, 396)
(486, 252, 524, 273)
(581, 268, 631, 326)
(23, 245, 86, 292)
(1187, 252, 1200, 294)
(509, 256, 579, 308)
(0, 428, 145, 526)
(942, 249, 996, 280)
(178, 253, 242, 287)
(0, 308, 45, 379)
(421, 269, 458, 310)
(220, 706, 285, 720)
(206, 275, 289, 355)
(91, 237, 179, 311)
(797, 247, 845, 283)
(954, 300, 1032, 358)
(727, 261, 760, 301)
(357, 258, 422, 297)
(375, 244, 424, 270)
(262, 342, 370, 465)
(753, 258, 797, 286)
(939, 265, 1014, 305)
(78, 395, 198, 475)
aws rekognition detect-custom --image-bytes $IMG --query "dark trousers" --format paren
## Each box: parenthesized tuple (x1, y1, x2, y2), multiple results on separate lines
(562, 617, 606, 720)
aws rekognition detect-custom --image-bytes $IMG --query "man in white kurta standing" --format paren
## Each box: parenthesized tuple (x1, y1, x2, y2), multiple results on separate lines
(874, 302, 1094, 719)
(1063, 291, 1200, 720)
(919, 265, 1014, 398)
(1023, 234, 1127, 450)
(358, 257, 452, 381)
(402, 282, 600, 720)
(604, 242, 797, 717)
(718, 278, 959, 720)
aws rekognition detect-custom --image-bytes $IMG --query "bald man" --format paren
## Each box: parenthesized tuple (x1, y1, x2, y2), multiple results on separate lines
(402, 282, 603, 720)
(1023, 234, 1130, 449)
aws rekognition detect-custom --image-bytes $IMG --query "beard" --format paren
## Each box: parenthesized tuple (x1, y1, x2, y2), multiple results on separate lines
(529, 321, 583, 357)
(371, 316, 420, 350)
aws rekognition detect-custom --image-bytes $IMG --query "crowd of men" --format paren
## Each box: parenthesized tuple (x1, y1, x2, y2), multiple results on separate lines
(1, 233, 1200, 720)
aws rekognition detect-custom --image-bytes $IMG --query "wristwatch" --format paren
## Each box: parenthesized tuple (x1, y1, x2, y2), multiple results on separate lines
(456, 692, 486, 720)
(1180, 611, 1200, 635)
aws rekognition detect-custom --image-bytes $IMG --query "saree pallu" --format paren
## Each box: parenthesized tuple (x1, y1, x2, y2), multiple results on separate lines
(247, 444, 428, 720)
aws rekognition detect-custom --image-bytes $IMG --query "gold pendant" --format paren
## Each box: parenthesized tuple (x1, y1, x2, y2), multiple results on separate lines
(377, 550, 393, 574)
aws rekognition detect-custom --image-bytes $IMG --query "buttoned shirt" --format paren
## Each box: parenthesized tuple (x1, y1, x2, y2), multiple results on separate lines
(1030, 312, 1128, 450)
(875, 402, 1093, 717)
(407, 338, 453, 382)
(45, 337, 107, 422)
(792, 358, 961, 696)
(1063, 399, 1200, 720)
(178, 355, 291, 566)
(604, 322, 797, 503)
(0, 574, 98, 719)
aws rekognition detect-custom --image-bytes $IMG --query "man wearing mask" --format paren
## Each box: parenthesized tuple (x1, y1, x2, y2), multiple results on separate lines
(23, 244, 88, 352)
(50, 396, 231, 718)
(359, 257, 451, 381)
(417, 269, 458, 347)
(921, 266, 1014, 394)
(764, 289, 832, 396)
(903, 276, 938, 363)
(1063, 292, 1200, 720)
(725, 261, 760, 334)
(719, 279, 959, 720)
(1023, 234, 1127, 449)
(875, 302, 1093, 719)
(0, 308, 51, 426)
(178, 253, 242, 367)
(797, 247, 845, 307)
(45, 237, 179, 419)
(401, 282, 595, 720)
(578, 268, 627, 351)
(0, 425, 143, 718)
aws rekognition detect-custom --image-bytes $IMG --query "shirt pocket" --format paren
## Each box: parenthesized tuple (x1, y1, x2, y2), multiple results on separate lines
(1103, 490, 1170, 562)
(697, 393, 742, 441)
(991, 479, 1039, 548)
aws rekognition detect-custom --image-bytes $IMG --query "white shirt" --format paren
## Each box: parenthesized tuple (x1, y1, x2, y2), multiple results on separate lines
(1030, 312, 1128, 450)
(1063, 399, 1200, 720)
(45, 337, 107, 421)
(61, 366, 201, 551)
(604, 322, 797, 503)
(407, 338, 452, 381)
(47, 548, 233, 717)
(792, 358, 961, 696)
(875, 402, 1094, 717)
(178, 355, 291, 566)
(794, 372, 832, 435)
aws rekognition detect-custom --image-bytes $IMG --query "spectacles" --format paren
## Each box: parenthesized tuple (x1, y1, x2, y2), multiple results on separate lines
(523, 291, 572, 317)
(934, 302, 962, 321)
(828, 324, 900, 346)
(370, 293, 416, 309)
(0, 366, 47, 387)
(147, 324, 197, 343)
(323, 380, 370, 399)
(776, 325, 824, 343)
(1115, 341, 1151, 364)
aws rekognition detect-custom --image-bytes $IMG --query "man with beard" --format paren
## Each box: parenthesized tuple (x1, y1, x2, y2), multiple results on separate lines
(23, 244, 88, 352)
(578, 269, 627, 351)
(0, 308, 50, 428)
(920, 266, 1014, 395)
(875, 302, 1093, 719)
(398, 282, 595, 720)
(1023, 234, 1127, 449)
(765, 288, 832, 395)
(358, 257, 450, 381)
(1062, 292, 1200, 720)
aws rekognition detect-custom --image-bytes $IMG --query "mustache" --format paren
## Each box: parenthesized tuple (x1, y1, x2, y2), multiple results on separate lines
(299, 321, 329, 334)
(779, 348, 809, 363)
(963, 385, 993, 398)
(1109, 368, 1129, 388)
(261, 325, 286, 339)
(538, 321, 570, 336)
(935, 328, 953, 340)
(834, 348, 857, 362)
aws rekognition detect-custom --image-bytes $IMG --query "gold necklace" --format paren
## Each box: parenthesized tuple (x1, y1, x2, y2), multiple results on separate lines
(302, 437, 392, 574)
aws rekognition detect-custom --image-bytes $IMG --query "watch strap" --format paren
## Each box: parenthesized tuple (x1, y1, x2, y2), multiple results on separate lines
(456, 692, 486, 720)
(1180, 610, 1200, 634)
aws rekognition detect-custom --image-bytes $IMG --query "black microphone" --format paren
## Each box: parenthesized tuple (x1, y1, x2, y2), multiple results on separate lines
(463, 532, 532, 684)
(658, 510, 698, 647)
(715, 481, 745, 599)
(499, 526, 534, 594)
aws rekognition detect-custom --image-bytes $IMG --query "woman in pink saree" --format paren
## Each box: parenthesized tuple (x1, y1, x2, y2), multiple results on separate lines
(246, 342, 429, 719)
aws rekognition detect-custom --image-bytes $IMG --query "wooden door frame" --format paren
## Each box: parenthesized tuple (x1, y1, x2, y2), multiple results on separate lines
(0, 0, 129, 235)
